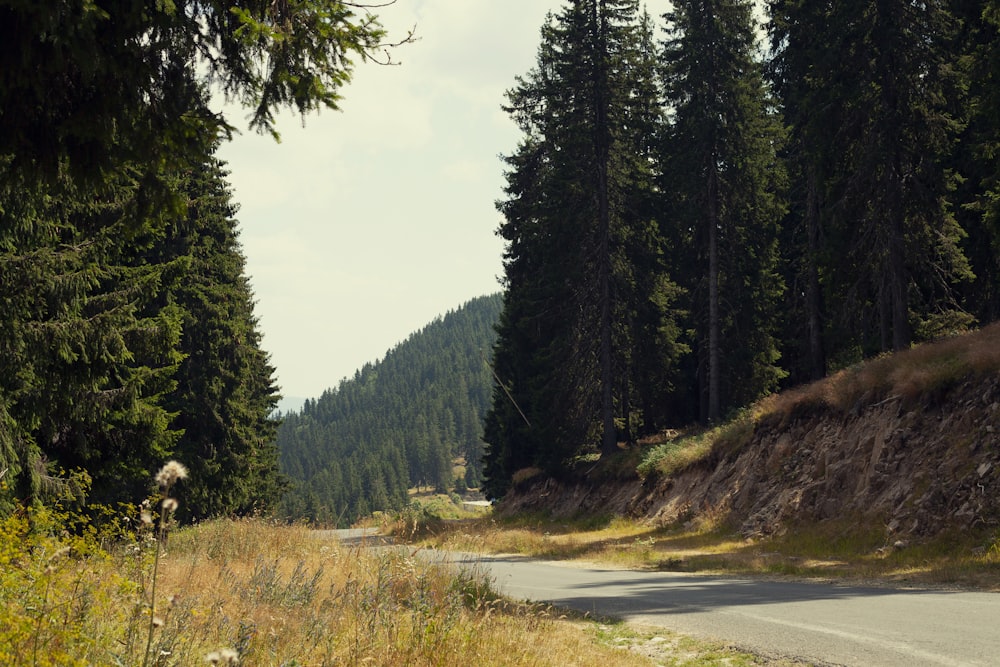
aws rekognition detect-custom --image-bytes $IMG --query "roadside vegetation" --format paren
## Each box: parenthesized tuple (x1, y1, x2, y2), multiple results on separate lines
(638, 322, 1000, 480)
(407, 512, 1000, 591)
(10, 290, 1000, 666)
(400, 324, 1000, 591)
(1, 505, 657, 666)
(2, 480, 786, 666)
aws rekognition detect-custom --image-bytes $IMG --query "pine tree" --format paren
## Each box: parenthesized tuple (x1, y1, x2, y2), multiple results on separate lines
(1, 0, 402, 517)
(0, 164, 183, 509)
(951, 0, 1000, 323)
(0, 141, 289, 516)
(661, 0, 787, 423)
(769, 0, 972, 369)
(483, 1, 682, 497)
(145, 152, 285, 521)
(766, 0, 845, 383)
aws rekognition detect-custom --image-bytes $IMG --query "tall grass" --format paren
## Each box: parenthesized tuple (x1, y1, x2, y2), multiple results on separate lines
(0, 505, 659, 666)
(765, 321, 1000, 420)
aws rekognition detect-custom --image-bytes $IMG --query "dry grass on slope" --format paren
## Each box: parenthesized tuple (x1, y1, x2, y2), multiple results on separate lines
(764, 321, 1000, 418)
(639, 322, 1000, 480)
(413, 324, 1000, 591)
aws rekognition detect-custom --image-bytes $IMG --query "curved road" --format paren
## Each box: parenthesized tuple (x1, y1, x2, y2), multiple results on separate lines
(432, 552, 1000, 666)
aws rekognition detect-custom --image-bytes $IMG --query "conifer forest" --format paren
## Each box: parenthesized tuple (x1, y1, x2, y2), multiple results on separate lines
(276, 295, 501, 525)
(0, 0, 388, 518)
(2, 0, 999, 522)
(480, 0, 1000, 498)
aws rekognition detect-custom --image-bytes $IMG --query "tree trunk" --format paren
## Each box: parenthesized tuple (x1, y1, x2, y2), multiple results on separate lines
(805, 166, 826, 380)
(707, 161, 721, 423)
(889, 209, 910, 350)
(593, 0, 617, 456)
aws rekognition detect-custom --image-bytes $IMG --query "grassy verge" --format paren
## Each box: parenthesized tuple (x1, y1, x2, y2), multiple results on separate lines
(2, 503, 792, 666)
(408, 512, 1000, 590)
(638, 322, 1000, 480)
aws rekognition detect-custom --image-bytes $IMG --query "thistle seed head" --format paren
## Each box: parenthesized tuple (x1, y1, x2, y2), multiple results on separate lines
(205, 648, 239, 665)
(155, 461, 188, 490)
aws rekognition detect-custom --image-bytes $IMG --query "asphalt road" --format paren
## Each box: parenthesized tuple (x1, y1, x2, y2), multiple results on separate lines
(433, 552, 1000, 667)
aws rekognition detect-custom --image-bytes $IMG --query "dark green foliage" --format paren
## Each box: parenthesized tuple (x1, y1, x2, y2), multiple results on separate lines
(769, 0, 973, 371)
(483, 1, 687, 499)
(144, 156, 285, 521)
(952, 0, 1000, 323)
(661, 0, 787, 423)
(0, 164, 183, 509)
(0, 148, 284, 516)
(6, 0, 1000, 521)
(276, 295, 502, 526)
(0, 0, 391, 518)
(0, 0, 388, 182)
(483, 0, 1000, 504)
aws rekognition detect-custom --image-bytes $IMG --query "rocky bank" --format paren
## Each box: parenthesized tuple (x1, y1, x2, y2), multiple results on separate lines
(497, 374, 1000, 540)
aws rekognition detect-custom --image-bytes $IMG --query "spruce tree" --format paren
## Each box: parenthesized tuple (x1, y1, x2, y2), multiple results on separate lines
(144, 152, 285, 521)
(483, 1, 682, 497)
(769, 0, 972, 367)
(0, 164, 183, 509)
(661, 0, 787, 423)
(0, 0, 402, 516)
(951, 0, 1000, 323)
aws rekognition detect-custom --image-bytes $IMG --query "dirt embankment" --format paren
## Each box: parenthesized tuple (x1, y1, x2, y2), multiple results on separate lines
(498, 376, 1000, 540)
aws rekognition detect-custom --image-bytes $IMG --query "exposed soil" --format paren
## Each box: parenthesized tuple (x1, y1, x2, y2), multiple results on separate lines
(497, 375, 1000, 542)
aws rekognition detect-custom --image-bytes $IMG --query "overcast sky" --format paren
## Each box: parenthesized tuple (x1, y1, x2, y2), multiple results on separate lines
(217, 0, 669, 403)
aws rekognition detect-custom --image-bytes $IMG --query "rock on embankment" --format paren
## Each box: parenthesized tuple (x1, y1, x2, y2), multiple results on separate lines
(498, 376, 1000, 539)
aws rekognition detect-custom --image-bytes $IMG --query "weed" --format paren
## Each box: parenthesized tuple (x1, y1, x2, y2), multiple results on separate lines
(637, 428, 718, 480)
(141, 460, 188, 667)
(3, 507, 673, 666)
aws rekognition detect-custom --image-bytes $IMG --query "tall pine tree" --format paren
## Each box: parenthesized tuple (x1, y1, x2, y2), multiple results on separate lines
(951, 0, 1000, 323)
(769, 0, 972, 369)
(144, 151, 285, 521)
(661, 0, 787, 423)
(483, 1, 683, 497)
(0, 163, 183, 510)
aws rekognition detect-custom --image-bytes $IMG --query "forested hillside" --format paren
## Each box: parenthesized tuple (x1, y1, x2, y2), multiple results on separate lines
(276, 294, 501, 525)
(483, 0, 1000, 498)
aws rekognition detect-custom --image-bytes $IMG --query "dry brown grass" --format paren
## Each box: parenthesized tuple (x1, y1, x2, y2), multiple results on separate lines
(414, 514, 1000, 591)
(156, 518, 680, 666)
(637, 322, 1000, 480)
(767, 321, 1000, 419)
(1, 511, 680, 666)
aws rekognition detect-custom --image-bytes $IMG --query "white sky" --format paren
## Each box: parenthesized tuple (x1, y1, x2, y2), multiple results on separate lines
(217, 0, 669, 402)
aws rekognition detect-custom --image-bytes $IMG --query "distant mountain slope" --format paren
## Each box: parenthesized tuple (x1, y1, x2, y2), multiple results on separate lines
(276, 293, 502, 524)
